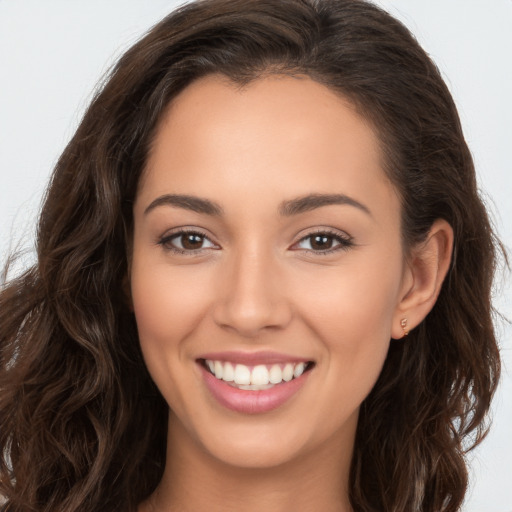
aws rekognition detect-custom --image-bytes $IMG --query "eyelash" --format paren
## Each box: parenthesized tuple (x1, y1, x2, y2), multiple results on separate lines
(294, 229, 354, 255)
(157, 229, 354, 256)
(158, 229, 215, 255)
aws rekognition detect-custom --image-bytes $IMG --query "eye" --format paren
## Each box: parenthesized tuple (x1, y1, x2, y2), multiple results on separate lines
(159, 230, 217, 254)
(293, 230, 354, 253)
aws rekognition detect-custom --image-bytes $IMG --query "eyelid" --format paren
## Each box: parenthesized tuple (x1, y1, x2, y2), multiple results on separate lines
(157, 226, 354, 256)
(290, 228, 354, 254)
(157, 227, 219, 255)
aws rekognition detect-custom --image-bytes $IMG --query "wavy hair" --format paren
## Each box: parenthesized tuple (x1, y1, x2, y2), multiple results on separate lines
(0, 0, 502, 510)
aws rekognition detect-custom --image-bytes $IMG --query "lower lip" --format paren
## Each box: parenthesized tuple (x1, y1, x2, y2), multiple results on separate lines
(199, 364, 311, 414)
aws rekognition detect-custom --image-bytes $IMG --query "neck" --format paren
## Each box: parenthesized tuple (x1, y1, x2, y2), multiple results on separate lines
(143, 411, 355, 512)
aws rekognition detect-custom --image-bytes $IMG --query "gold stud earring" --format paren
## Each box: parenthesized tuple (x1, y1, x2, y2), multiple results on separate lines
(400, 318, 409, 337)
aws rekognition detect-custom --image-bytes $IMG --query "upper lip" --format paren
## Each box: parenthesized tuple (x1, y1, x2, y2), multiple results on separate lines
(197, 351, 313, 366)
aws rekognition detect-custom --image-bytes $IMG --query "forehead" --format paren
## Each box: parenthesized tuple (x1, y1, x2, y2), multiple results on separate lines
(137, 74, 397, 220)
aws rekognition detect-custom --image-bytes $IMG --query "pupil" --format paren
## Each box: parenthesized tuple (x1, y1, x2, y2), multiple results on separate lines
(182, 234, 203, 250)
(311, 235, 332, 250)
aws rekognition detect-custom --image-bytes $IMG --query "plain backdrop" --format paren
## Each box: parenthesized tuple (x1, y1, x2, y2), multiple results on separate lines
(0, 1, 511, 510)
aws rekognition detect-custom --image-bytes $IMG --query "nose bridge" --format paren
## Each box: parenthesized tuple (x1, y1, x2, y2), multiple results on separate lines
(212, 239, 291, 336)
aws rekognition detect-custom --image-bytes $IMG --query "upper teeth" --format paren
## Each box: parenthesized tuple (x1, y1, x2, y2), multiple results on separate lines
(205, 360, 308, 387)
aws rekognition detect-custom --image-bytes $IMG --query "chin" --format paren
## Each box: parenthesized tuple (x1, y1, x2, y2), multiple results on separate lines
(202, 432, 310, 470)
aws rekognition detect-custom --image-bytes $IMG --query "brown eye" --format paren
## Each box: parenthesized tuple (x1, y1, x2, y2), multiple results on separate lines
(295, 231, 354, 253)
(310, 234, 335, 250)
(180, 233, 205, 250)
(160, 231, 217, 253)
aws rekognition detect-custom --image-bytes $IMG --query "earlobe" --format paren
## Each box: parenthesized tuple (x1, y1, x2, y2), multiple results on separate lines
(392, 219, 454, 338)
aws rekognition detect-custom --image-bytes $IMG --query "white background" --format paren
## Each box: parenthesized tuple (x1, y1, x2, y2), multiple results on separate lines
(0, 1, 510, 510)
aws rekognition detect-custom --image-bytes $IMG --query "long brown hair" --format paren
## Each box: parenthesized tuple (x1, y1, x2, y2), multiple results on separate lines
(0, 1, 502, 510)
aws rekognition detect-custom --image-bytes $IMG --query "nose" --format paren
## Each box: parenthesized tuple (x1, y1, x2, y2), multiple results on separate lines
(212, 246, 293, 338)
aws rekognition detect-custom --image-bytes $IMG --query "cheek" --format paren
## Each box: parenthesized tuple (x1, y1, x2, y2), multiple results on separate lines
(293, 251, 403, 396)
(130, 258, 211, 346)
(129, 251, 214, 408)
(298, 256, 402, 344)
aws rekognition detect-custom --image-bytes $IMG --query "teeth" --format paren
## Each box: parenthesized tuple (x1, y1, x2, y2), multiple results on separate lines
(293, 362, 306, 378)
(251, 365, 269, 386)
(236, 383, 275, 391)
(234, 364, 251, 385)
(205, 359, 310, 387)
(214, 360, 223, 380)
(222, 362, 234, 382)
(269, 364, 282, 384)
(282, 363, 294, 382)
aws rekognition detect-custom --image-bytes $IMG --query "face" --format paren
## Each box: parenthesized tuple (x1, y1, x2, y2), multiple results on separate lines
(130, 74, 409, 470)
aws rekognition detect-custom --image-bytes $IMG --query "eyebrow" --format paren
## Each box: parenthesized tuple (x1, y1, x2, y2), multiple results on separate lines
(144, 194, 224, 216)
(278, 193, 372, 217)
(144, 193, 371, 217)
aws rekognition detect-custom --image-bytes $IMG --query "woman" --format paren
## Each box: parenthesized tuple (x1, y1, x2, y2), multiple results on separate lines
(0, 0, 503, 511)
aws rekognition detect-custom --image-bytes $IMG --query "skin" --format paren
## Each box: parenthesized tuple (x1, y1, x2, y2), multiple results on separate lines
(131, 74, 453, 512)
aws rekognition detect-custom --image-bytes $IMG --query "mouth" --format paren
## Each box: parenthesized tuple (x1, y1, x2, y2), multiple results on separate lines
(199, 359, 315, 390)
(196, 355, 315, 414)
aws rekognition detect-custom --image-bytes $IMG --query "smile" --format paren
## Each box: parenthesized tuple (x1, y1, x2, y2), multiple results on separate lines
(203, 359, 313, 390)
(197, 355, 315, 414)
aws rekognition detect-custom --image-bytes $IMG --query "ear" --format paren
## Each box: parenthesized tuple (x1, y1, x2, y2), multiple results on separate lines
(391, 219, 454, 339)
